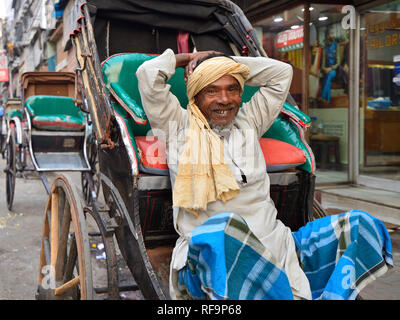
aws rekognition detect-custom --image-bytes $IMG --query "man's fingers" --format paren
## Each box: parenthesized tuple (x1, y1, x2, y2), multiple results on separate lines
(184, 64, 191, 81)
(185, 50, 223, 79)
(189, 57, 201, 72)
(186, 60, 196, 77)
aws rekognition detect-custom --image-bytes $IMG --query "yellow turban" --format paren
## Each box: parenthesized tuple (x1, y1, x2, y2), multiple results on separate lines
(172, 56, 250, 217)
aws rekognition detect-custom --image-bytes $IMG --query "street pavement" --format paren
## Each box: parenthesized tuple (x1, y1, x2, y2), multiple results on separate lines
(0, 156, 51, 299)
(0, 153, 399, 300)
(0, 155, 139, 300)
(324, 208, 400, 300)
(359, 225, 400, 300)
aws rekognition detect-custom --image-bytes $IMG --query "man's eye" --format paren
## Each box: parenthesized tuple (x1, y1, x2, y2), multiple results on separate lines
(206, 89, 217, 95)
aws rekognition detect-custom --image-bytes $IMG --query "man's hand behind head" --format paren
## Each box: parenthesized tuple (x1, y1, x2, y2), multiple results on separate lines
(175, 51, 223, 84)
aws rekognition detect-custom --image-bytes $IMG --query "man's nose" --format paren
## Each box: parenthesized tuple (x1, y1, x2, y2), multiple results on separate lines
(217, 90, 230, 104)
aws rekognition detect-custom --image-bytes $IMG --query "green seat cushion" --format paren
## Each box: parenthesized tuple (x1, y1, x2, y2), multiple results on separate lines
(25, 95, 85, 131)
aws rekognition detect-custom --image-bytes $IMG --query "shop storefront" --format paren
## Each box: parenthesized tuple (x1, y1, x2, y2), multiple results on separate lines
(358, 1, 400, 191)
(239, 0, 400, 192)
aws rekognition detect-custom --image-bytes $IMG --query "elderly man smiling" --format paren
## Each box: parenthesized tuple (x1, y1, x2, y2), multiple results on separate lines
(137, 49, 392, 300)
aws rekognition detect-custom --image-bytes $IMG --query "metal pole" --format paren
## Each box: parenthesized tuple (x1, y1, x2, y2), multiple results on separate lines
(302, 3, 310, 116)
(348, 11, 360, 184)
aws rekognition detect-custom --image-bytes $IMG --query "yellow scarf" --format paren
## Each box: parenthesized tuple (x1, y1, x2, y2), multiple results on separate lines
(172, 56, 250, 217)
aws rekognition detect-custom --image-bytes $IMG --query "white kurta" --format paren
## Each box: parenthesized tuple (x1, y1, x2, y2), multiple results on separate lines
(137, 49, 312, 300)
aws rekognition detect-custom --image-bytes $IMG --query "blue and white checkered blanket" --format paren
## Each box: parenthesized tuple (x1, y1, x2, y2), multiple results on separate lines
(178, 210, 393, 300)
(293, 210, 393, 299)
(178, 212, 294, 299)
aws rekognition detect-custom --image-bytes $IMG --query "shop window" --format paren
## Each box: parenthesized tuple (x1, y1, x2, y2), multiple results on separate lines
(360, 1, 400, 181)
(308, 5, 350, 183)
(254, 4, 350, 183)
(254, 5, 305, 108)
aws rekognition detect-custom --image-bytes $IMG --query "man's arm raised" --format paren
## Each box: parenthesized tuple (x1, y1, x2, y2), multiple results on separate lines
(234, 56, 293, 138)
(136, 49, 186, 142)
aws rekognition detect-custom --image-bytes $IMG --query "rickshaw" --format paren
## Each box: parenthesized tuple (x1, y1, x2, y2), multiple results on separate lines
(35, 0, 325, 300)
(4, 71, 90, 210)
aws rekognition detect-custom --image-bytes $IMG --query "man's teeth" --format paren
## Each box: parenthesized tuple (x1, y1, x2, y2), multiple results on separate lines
(215, 110, 228, 115)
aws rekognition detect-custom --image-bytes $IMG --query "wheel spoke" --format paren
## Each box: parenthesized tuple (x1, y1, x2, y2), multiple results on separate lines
(50, 191, 59, 268)
(54, 276, 80, 296)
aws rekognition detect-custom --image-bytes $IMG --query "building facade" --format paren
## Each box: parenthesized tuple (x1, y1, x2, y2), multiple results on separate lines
(0, 0, 76, 99)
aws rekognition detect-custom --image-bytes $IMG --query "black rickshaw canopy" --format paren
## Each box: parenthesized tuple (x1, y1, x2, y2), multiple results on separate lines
(80, 0, 264, 61)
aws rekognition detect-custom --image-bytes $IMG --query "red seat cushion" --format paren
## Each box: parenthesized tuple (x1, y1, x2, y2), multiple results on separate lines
(134, 136, 169, 175)
(32, 115, 85, 131)
(134, 136, 306, 175)
(259, 138, 306, 172)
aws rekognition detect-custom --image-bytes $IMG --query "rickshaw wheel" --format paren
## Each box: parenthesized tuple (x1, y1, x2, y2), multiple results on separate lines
(5, 126, 16, 210)
(36, 175, 93, 300)
(0, 119, 6, 159)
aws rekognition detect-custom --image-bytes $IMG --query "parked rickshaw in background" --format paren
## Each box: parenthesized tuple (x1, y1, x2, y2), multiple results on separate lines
(35, 0, 326, 300)
(4, 71, 90, 210)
